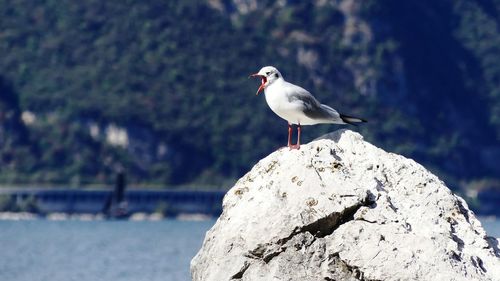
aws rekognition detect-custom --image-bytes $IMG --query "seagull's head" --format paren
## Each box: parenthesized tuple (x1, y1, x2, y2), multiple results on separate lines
(249, 66, 282, 95)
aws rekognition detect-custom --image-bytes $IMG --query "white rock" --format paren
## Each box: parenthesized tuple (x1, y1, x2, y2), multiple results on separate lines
(191, 130, 500, 281)
(46, 212, 69, 221)
(0, 212, 37, 220)
(177, 213, 212, 221)
(129, 212, 148, 221)
(21, 111, 36, 125)
(105, 123, 129, 148)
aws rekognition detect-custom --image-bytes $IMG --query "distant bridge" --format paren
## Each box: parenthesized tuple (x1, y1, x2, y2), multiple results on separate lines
(0, 188, 226, 216)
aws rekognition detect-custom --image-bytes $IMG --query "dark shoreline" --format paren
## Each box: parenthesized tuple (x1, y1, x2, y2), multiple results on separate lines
(0, 188, 224, 218)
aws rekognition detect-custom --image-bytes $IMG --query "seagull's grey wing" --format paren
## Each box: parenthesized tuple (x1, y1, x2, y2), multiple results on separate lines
(319, 104, 342, 121)
(285, 84, 340, 121)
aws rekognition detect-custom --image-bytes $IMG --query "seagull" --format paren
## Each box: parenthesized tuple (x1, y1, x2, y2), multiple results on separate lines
(250, 66, 366, 149)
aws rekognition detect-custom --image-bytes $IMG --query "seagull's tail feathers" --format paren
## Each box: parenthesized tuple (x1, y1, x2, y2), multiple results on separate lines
(339, 113, 367, 125)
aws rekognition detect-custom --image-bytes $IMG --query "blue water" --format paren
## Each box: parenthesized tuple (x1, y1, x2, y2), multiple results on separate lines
(480, 217, 500, 238)
(0, 218, 498, 281)
(0, 219, 214, 281)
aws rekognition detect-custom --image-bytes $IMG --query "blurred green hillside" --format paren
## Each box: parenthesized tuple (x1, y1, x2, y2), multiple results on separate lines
(0, 0, 499, 192)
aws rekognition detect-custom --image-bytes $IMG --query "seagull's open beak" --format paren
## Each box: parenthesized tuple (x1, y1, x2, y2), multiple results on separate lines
(249, 73, 267, 96)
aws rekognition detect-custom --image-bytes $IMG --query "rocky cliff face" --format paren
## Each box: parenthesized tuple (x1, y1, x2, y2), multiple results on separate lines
(191, 130, 500, 281)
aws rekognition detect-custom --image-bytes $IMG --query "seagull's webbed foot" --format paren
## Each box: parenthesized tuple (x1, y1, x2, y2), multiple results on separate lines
(288, 144, 300, 150)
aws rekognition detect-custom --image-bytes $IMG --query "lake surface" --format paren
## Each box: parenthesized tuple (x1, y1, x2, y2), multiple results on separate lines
(0, 219, 214, 281)
(480, 217, 500, 238)
(0, 218, 498, 281)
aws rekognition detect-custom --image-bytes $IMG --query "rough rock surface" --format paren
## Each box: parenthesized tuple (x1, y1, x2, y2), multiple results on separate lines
(191, 130, 500, 281)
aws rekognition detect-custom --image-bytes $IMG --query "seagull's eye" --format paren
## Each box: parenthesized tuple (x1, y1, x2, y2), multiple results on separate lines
(265, 71, 270, 75)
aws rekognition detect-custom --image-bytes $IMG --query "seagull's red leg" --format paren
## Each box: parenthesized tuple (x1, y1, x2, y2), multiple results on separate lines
(289, 124, 301, 150)
(297, 124, 301, 147)
(287, 123, 292, 147)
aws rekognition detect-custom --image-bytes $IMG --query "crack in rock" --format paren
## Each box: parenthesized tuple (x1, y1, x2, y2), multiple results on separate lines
(470, 256, 487, 273)
(454, 196, 471, 225)
(327, 253, 382, 281)
(448, 218, 465, 252)
(244, 191, 375, 269)
(485, 236, 500, 258)
(230, 261, 250, 280)
(311, 158, 324, 182)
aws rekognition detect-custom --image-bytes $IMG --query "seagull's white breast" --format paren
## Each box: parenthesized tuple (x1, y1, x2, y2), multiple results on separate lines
(263, 80, 319, 125)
